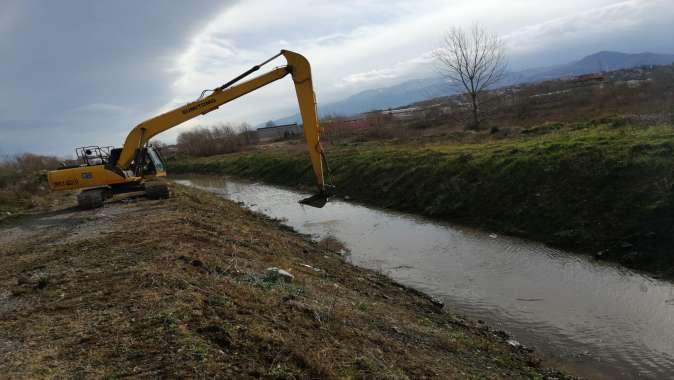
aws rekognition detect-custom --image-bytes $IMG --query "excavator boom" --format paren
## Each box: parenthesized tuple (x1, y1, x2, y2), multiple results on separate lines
(116, 50, 326, 193)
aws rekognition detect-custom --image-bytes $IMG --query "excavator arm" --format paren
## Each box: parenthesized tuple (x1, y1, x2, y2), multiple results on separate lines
(116, 50, 328, 197)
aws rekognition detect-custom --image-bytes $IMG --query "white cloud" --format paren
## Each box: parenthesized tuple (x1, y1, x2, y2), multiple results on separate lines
(341, 68, 401, 86)
(339, 52, 438, 87)
(505, 0, 663, 55)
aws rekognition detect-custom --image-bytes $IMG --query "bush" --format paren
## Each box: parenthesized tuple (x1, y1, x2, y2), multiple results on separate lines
(176, 123, 258, 157)
(0, 153, 61, 212)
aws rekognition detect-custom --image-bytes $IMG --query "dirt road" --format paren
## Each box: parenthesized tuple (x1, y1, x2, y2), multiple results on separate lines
(0, 185, 569, 379)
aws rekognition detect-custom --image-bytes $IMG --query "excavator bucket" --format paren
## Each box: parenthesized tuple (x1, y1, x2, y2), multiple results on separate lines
(299, 193, 328, 208)
(299, 183, 334, 208)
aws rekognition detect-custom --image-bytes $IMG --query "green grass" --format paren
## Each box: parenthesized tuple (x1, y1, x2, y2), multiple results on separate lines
(169, 123, 674, 276)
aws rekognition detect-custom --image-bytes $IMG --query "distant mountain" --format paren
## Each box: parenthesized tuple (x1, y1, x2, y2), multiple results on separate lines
(272, 77, 454, 125)
(511, 51, 674, 83)
(319, 77, 453, 115)
(271, 51, 674, 125)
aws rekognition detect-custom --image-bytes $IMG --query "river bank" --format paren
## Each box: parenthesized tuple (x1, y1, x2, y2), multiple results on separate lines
(168, 122, 674, 278)
(0, 184, 566, 378)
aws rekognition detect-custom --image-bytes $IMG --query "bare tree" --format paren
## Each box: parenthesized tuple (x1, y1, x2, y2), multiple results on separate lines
(434, 24, 507, 129)
(238, 122, 259, 146)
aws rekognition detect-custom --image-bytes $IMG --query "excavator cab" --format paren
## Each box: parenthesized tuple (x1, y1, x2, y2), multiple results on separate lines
(106, 145, 166, 177)
(133, 146, 167, 177)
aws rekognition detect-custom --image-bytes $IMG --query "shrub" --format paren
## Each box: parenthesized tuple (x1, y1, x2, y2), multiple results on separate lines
(0, 153, 61, 212)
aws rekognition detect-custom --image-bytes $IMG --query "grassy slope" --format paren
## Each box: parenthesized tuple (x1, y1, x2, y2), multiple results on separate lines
(0, 185, 563, 379)
(169, 123, 674, 277)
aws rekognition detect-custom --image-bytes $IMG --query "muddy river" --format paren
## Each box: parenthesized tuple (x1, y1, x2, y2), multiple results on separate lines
(176, 176, 674, 379)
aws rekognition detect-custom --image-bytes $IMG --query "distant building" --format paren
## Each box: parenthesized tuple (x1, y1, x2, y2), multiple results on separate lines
(156, 144, 178, 158)
(256, 123, 303, 142)
(380, 107, 421, 120)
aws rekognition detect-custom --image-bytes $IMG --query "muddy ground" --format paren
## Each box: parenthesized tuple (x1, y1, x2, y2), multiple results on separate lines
(0, 184, 572, 379)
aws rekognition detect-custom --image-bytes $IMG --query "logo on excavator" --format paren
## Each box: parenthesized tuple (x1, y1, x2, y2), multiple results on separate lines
(81, 172, 93, 179)
(182, 98, 216, 115)
(53, 179, 78, 187)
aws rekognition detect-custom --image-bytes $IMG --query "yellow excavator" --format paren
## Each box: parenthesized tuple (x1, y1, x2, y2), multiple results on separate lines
(48, 50, 332, 209)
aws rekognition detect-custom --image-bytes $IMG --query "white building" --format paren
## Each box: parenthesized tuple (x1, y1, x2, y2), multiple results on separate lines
(256, 123, 303, 142)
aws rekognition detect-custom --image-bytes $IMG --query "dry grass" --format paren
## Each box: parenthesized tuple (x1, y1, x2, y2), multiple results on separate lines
(0, 154, 71, 215)
(0, 184, 567, 379)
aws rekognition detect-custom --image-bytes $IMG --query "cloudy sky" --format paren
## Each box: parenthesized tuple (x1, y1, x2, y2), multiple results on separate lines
(1, 0, 673, 156)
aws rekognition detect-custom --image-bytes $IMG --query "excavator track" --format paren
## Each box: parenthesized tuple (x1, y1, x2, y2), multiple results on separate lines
(77, 188, 106, 209)
(144, 182, 170, 200)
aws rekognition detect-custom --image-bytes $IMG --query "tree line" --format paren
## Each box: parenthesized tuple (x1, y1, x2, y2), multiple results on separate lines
(175, 123, 259, 157)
